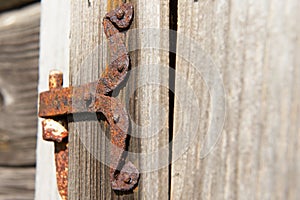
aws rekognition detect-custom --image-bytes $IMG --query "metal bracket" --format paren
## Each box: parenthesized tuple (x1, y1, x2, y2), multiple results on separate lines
(38, 3, 138, 199)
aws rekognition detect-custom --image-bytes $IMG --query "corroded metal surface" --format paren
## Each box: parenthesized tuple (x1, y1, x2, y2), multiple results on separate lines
(54, 141, 68, 200)
(39, 3, 138, 198)
(42, 71, 69, 200)
(43, 119, 68, 200)
(42, 119, 68, 143)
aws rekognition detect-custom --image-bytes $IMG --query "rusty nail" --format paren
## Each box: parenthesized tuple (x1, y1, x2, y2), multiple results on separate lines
(84, 92, 93, 108)
(113, 114, 120, 123)
(49, 70, 63, 90)
(117, 64, 125, 72)
(116, 9, 125, 19)
(123, 174, 132, 184)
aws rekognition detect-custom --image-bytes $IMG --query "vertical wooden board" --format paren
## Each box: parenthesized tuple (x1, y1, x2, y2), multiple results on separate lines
(68, 0, 110, 199)
(0, 4, 39, 199)
(35, 0, 70, 199)
(128, 0, 170, 199)
(0, 3, 39, 166)
(171, 0, 300, 200)
(171, 1, 227, 199)
(68, 0, 170, 199)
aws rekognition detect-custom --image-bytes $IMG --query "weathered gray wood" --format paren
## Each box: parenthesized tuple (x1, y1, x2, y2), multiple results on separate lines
(0, 167, 35, 200)
(69, 0, 170, 199)
(0, 0, 38, 12)
(129, 0, 170, 199)
(35, 0, 70, 199)
(41, 1, 300, 199)
(171, 1, 300, 200)
(0, 4, 39, 199)
(0, 3, 39, 166)
(68, 0, 109, 199)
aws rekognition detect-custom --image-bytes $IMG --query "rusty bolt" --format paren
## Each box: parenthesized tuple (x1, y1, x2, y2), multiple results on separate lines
(117, 64, 125, 72)
(49, 70, 63, 90)
(116, 9, 125, 19)
(113, 114, 120, 123)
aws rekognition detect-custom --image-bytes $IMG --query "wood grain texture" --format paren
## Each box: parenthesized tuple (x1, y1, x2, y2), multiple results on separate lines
(0, 167, 35, 200)
(128, 0, 170, 199)
(68, 0, 170, 199)
(69, 0, 110, 199)
(0, 3, 39, 166)
(35, 0, 70, 199)
(171, 0, 300, 200)
(0, 4, 39, 200)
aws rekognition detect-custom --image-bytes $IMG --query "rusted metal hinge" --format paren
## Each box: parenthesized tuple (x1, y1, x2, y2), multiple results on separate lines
(38, 3, 138, 200)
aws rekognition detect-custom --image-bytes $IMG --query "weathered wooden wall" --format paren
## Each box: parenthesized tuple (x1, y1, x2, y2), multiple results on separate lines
(36, 0, 300, 199)
(0, 3, 39, 199)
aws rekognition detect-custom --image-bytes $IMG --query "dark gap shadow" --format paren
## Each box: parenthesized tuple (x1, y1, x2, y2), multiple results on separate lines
(168, 0, 178, 198)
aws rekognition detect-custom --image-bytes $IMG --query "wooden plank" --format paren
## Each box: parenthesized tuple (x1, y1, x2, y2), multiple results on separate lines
(35, 0, 70, 199)
(0, 4, 39, 199)
(68, 0, 109, 199)
(68, 0, 170, 199)
(0, 167, 35, 200)
(0, 0, 38, 12)
(171, 0, 300, 199)
(129, 0, 170, 199)
(0, 3, 39, 166)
